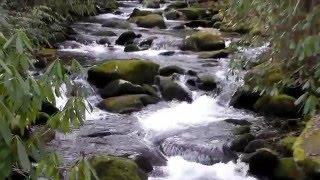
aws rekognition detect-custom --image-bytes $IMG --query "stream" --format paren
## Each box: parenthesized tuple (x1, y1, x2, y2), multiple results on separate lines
(50, 0, 269, 179)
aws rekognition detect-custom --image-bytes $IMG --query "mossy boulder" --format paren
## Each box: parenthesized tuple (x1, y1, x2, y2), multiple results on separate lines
(196, 74, 217, 91)
(116, 31, 141, 45)
(159, 65, 185, 76)
(143, 0, 160, 8)
(244, 139, 268, 153)
(293, 117, 320, 176)
(124, 44, 141, 52)
(278, 136, 297, 156)
(248, 148, 279, 177)
(102, 19, 131, 29)
(230, 133, 255, 152)
(98, 94, 160, 113)
(166, 2, 188, 9)
(230, 87, 261, 110)
(254, 95, 300, 118)
(99, 79, 146, 98)
(233, 125, 251, 135)
(164, 10, 184, 20)
(90, 155, 146, 180)
(185, 20, 213, 28)
(136, 14, 166, 29)
(181, 31, 225, 51)
(156, 76, 192, 102)
(88, 59, 159, 88)
(273, 158, 304, 180)
(177, 8, 209, 20)
(97, 37, 111, 45)
(129, 8, 153, 18)
(198, 49, 230, 59)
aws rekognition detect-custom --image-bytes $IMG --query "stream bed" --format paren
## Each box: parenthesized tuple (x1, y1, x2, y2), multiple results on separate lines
(49, 0, 270, 179)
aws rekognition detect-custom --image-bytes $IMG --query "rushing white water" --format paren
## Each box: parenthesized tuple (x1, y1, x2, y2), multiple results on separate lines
(137, 95, 254, 132)
(151, 156, 256, 180)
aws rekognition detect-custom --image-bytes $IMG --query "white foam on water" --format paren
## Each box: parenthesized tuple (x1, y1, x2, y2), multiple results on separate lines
(137, 95, 253, 132)
(59, 43, 124, 57)
(151, 156, 256, 180)
(94, 13, 129, 19)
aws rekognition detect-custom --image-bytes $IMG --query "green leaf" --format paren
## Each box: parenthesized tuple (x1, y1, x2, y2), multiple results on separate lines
(0, 120, 12, 145)
(16, 137, 31, 172)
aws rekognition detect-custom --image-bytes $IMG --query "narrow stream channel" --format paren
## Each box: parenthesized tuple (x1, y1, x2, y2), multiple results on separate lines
(50, 0, 270, 179)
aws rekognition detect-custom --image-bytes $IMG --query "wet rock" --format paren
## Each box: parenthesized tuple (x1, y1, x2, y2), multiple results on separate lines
(98, 94, 160, 113)
(159, 65, 185, 76)
(248, 148, 279, 177)
(229, 87, 261, 110)
(41, 101, 59, 116)
(156, 76, 192, 102)
(114, 10, 123, 15)
(233, 125, 251, 135)
(181, 31, 225, 52)
(88, 59, 159, 88)
(116, 31, 140, 45)
(143, 0, 160, 8)
(166, 2, 188, 9)
(97, 37, 111, 45)
(142, 84, 160, 98)
(256, 130, 278, 139)
(125, 44, 141, 52)
(244, 139, 268, 153)
(139, 38, 154, 49)
(186, 78, 197, 88)
(136, 14, 166, 29)
(35, 112, 50, 125)
(224, 119, 253, 126)
(90, 155, 147, 180)
(130, 8, 153, 18)
(134, 155, 153, 173)
(177, 8, 210, 20)
(99, 79, 146, 98)
(159, 51, 175, 56)
(172, 24, 186, 30)
(198, 49, 230, 59)
(230, 133, 255, 152)
(254, 95, 300, 118)
(102, 19, 131, 29)
(185, 20, 213, 28)
(92, 30, 117, 37)
(196, 74, 217, 91)
(164, 10, 183, 20)
(187, 70, 197, 76)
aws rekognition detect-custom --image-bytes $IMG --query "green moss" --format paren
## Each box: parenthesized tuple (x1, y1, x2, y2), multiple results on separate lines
(278, 136, 297, 155)
(136, 14, 166, 29)
(273, 158, 304, 180)
(99, 94, 159, 113)
(90, 155, 144, 180)
(177, 8, 207, 20)
(254, 94, 299, 118)
(88, 59, 159, 88)
(183, 31, 225, 51)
